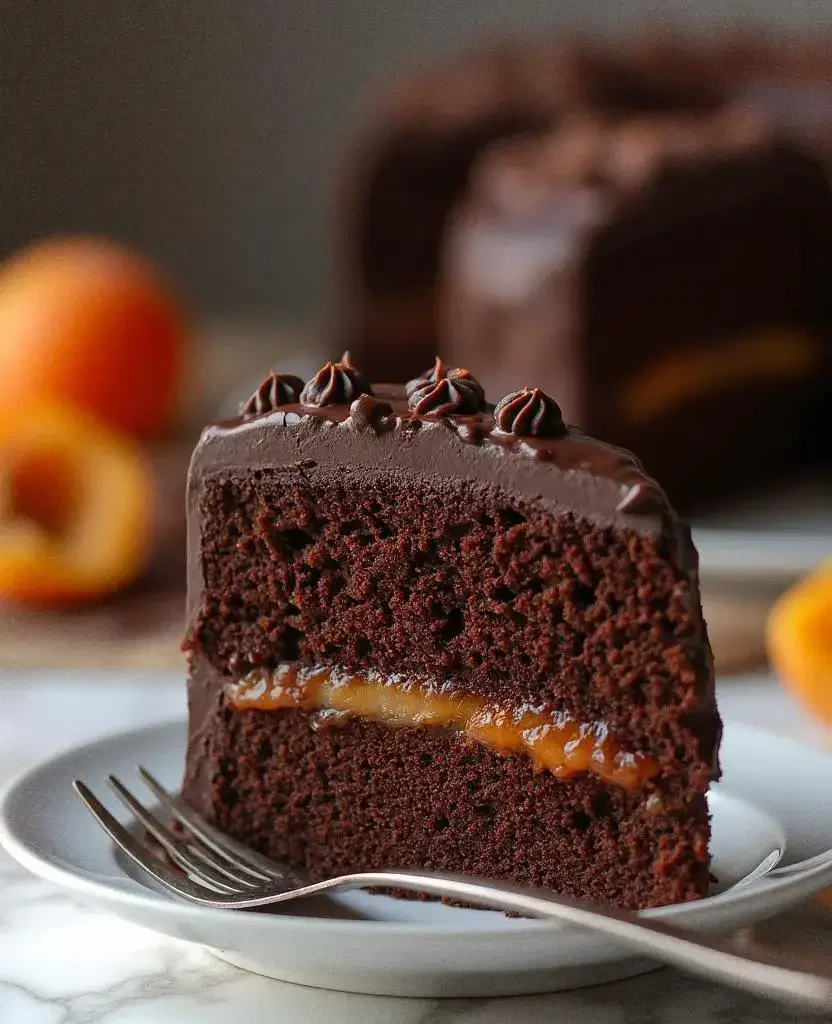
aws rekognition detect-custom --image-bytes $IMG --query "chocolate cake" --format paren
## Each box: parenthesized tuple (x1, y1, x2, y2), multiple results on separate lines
(341, 34, 832, 383)
(442, 110, 832, 509)
(182, 354, 719, 909)
(729, 33, 832, 164)
(340, 37, 727, 383)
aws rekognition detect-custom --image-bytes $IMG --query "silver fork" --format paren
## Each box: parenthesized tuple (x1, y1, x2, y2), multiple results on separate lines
(74, 769, 832, 1012)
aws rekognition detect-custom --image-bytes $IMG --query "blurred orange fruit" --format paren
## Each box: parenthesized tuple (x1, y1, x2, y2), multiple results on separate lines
(0, 237, 186, 437)
(767, 560, 832, 724)
(0, 401, 152, 604)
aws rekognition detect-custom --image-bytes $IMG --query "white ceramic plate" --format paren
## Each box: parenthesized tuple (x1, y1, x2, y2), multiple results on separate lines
(2, 720, 832, 998)
(692, 528, 831, 582)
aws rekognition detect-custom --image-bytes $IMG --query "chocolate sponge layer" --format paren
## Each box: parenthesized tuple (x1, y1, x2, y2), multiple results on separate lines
(183, 678, 710, 909)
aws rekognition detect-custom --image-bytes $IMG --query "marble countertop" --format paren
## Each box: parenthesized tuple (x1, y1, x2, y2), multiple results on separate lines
(2, 669, 831, 1023)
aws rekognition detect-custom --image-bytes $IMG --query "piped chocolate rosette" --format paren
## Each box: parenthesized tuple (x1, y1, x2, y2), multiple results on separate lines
(406, 357, 486, 416)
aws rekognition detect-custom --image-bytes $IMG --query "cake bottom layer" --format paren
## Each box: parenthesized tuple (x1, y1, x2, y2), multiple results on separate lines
(183, 694, 710, 909)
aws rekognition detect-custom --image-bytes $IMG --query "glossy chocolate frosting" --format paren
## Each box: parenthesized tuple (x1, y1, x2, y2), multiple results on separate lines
(187, 381, 691, 627)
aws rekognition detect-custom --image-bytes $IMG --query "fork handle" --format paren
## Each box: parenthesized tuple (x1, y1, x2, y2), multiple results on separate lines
(264, 870, 832, 1011)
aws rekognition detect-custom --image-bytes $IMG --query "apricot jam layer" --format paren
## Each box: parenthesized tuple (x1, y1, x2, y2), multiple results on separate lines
(224, 665, 659, 791)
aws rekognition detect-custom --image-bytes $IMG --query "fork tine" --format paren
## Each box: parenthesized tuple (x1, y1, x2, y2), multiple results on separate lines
(137, 766, 284, 883)
(73, 780, 232, 902)
(136, 768, 272, 885)
(105, 776, 244, 894)
(107, 775, 261, 890)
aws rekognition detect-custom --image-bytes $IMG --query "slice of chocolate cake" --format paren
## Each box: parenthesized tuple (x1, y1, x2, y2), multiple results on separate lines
(442, 109, 832, 509)
(183, 355, 719, 910)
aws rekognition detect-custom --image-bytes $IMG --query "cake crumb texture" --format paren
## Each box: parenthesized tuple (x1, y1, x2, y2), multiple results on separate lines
(183, 690, 710, 909)
(188, 467, 716, 785)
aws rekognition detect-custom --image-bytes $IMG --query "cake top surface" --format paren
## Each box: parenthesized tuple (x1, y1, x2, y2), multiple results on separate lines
(190, 357, 674, 546)
(468, 106, 773, 216)
(367, 31, 832, 132)
(371, 35, 730, 131)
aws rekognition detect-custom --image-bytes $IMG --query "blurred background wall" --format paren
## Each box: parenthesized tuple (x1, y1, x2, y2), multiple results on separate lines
(3, 0, 830, 318)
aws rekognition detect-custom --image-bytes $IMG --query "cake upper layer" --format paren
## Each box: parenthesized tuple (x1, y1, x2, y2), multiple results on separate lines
(187, 384, 682, 623)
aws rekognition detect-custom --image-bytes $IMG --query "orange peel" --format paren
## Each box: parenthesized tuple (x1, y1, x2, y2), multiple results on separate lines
(0, 402, 152, 604)
(767, 559, 832, 724)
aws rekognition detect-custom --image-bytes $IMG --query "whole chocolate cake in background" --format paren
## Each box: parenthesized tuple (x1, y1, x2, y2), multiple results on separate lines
(442, 110, 832, 510)
(339, 32, 832, 509)
(183, 355, 719, 910)
(338, 46, 559, 384)
(728, 34, 832, 164)
(340, 34, 728, 384)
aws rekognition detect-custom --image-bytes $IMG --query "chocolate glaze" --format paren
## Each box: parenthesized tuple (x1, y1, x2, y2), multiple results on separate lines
(186, 383, 709, 684)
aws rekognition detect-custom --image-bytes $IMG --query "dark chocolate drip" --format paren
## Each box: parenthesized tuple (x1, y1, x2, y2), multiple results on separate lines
(494, 387, 566, 439)
(615, 481, 666, 515)
(406, 357, 486, 415)
(240, 373, 305, 418)
(301, 352, 373, 407)
(347, 395, 394, 432)
(455, 420, 488, 445)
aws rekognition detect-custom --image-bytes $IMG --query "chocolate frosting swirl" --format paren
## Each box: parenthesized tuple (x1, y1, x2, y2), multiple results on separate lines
(493, 388, 566, 439)
(240, 372, 305, 418)
(406, 357, 486, 415)
(301, 352, 373, 407)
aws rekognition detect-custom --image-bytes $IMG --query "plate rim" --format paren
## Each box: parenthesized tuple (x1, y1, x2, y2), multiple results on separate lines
(691, 527, 832, 580)
(0, 716, 826, 940)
